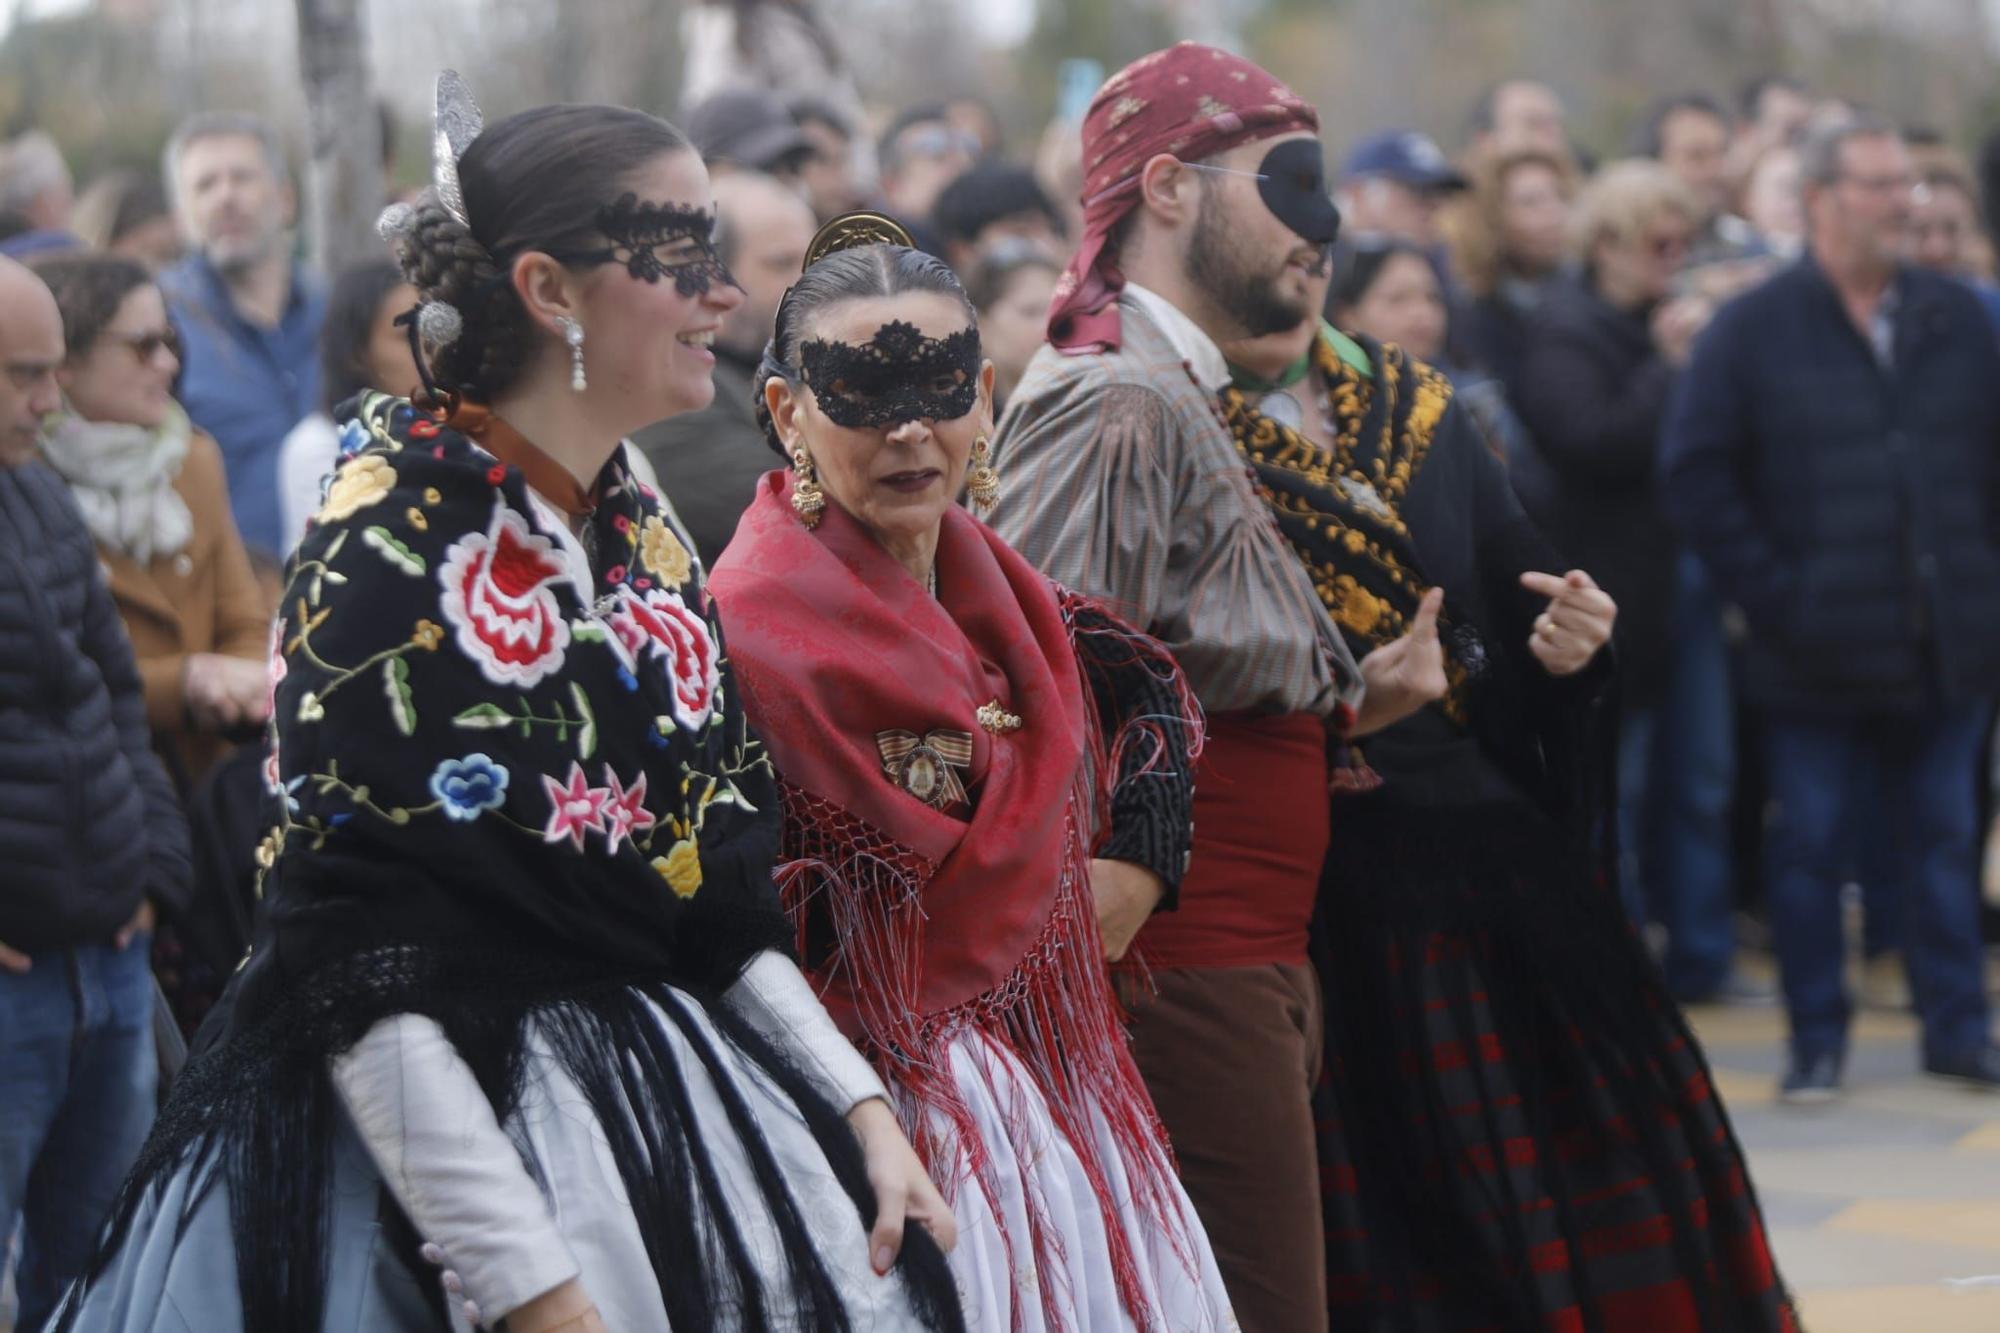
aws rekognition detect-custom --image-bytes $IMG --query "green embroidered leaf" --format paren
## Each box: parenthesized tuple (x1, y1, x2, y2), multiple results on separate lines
(706, 783, 759, 815)
(570, 683, 597, 759)
(361, 526, 426, 575)
(453, 703, 513, 730)
(324, 530, 348, 560)
(571, 622, 609, 644)
(383, 658, 416, 736)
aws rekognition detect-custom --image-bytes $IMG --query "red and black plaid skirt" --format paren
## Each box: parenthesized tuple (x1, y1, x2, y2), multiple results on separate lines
(1312, 795, 1798, 1332)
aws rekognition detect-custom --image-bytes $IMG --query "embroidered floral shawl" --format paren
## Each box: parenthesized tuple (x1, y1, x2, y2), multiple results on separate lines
(229, 391, 788, 1028)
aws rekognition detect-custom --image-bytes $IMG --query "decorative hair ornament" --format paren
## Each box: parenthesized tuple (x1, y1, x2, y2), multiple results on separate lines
(416, 301, 464, 350)
(432, 69, 485, 230)
(803, 210, 915, 268)
(376, 201, 417, 243)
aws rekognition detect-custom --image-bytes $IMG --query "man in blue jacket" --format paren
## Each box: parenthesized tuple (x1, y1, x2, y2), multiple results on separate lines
(157, 111, 323, 561)
(1662, 114, 2000, 1102)
(0, 256, 193, 1330)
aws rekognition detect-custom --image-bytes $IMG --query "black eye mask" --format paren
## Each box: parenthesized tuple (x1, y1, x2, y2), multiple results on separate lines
(797, 321, 981, 429)
(1258, 139, 1343, 249)
(560, 193, 740, 298)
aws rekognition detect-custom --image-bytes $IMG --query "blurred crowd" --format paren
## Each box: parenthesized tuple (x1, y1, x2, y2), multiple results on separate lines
(2, 6, 1999, 1328)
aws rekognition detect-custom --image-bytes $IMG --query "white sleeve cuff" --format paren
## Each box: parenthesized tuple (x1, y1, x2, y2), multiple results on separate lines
(721, 951, 889, 1113)
(329, 1014, 580, 1323)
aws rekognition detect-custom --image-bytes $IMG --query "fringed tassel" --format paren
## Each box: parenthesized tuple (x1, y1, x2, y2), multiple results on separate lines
(777, 788, 1199, 1333)
(1057, 585, 1205, 831)
(772, 596, 1209, 1333)
(59, 967, 964, 1333)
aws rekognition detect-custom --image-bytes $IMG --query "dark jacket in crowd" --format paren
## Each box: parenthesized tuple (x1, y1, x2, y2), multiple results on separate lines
(0, 459, 192, 951)
(1508, 273, 1679, 704)
(1457, 270, 1566, 397)
(1660, 258, 2000, 716)
(631, 350, 775, 564)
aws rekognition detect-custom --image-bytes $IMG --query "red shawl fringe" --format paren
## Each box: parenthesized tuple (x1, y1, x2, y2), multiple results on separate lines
(773, 592, 1205, 1332)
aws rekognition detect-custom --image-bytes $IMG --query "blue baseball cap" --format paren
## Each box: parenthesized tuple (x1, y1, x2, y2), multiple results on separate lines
(1339, 131, 1468, 192)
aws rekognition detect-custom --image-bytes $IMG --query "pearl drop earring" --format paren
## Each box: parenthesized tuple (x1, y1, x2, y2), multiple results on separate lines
(558, 316, 586, 393)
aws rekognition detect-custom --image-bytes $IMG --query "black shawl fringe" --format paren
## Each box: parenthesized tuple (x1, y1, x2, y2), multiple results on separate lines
(57, 951, 963, 1332)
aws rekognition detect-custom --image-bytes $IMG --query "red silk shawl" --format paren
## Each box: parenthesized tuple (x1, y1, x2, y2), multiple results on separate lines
(709, 472, 1087, 1030)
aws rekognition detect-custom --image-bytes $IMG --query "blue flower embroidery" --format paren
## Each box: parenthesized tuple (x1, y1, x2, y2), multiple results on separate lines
(335, 418, 371, 460)
(429, 754, 511, 823)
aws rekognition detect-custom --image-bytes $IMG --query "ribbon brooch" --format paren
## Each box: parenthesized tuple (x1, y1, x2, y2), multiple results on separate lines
(876, 728, 975, 810)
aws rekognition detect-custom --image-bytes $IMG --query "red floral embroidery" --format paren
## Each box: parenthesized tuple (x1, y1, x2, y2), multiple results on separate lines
(486, 464, 507, 486)
(607, 587, 719, 729)
(409, 419, 441, 440)
(437, 502, 573, 688)
(540, 762, 610, 851)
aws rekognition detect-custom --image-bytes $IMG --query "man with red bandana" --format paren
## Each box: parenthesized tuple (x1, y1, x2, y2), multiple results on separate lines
(988, 44, 1447, 1329)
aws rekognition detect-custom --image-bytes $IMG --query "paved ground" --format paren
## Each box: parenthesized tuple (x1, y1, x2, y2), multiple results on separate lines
(1690, 988, 2000, 1332)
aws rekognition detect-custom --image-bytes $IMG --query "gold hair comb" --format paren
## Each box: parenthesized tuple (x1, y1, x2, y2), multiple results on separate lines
(804, 210, 916, 268)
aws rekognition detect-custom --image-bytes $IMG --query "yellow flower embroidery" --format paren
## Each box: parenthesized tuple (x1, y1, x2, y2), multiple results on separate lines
(254, 827, 283, 869)
(317, 455, 397, 523)
(639, 515, 692, 585)
(411, 619, 444, 651)
(654, 839, 703, 899)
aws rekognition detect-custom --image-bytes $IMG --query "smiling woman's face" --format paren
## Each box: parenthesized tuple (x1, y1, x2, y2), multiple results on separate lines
(769, 290, 994, 551)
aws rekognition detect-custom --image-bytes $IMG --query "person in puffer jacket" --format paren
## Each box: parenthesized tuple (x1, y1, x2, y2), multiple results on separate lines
(0, 255, 192, 1333)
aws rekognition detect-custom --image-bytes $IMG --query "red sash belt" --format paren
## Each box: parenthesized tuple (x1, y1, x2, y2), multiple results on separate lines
(1134, 710, 1329, 969)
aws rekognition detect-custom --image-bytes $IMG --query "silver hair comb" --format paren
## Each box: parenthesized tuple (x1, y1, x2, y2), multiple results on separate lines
(432, 69, 485, 230)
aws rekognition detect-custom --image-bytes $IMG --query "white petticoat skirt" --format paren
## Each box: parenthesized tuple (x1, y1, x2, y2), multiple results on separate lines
(55, 986, 932, 1331)
(919, 1028, 1237, 1333)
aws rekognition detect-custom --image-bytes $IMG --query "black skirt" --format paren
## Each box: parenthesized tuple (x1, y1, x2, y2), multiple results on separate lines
(1311, 793, 1797, 1333)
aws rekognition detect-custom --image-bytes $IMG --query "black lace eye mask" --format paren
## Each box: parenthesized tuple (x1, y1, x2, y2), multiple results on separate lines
(797, 321, 981, 429)
(562, 193, 740, 298)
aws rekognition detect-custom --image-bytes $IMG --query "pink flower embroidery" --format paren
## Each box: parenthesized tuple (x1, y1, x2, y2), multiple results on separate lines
(265, 618, 287, 720)
(438, 502, 573, 688)
(541, 762, 610, 852)
(607, 587, 719, 730)
(601, 767, 657, 854)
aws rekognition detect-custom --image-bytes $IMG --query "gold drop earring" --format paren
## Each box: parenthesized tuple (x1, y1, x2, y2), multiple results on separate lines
(966, 434, 1000, 512)
(790, 445, 825, 527)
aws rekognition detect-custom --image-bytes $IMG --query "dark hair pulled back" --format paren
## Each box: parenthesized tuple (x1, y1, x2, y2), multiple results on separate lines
(753, 243, 975, 456)
(388, 103, 690, 405)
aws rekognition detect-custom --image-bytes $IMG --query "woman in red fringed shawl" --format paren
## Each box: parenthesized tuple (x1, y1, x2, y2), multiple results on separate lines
(709, 221, 1234, 1332)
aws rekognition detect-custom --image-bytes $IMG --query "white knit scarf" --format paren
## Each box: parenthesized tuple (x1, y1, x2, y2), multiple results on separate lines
(41, 403, 195, 564)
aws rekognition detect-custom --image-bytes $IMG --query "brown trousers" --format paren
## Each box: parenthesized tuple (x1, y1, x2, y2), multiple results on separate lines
(1120, 962, 1327, 1333)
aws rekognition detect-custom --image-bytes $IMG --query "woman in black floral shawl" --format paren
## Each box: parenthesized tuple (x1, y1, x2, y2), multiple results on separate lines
(56, 85, 961, 1333)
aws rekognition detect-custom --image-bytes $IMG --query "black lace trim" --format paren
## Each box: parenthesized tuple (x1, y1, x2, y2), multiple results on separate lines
(560, 192, 740, 298)
(798, 321, 981, 429)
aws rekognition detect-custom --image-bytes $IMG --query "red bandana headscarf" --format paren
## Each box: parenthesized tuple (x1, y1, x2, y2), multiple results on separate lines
(1047, 42, 1319, 354)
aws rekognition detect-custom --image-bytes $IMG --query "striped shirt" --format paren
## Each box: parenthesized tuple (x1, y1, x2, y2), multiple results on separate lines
(989, 288, 1363, 720)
